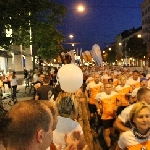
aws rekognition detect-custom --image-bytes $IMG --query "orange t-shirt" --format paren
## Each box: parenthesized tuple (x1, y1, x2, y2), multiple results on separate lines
(86, 81, 103, 104)
(116, 84, 132, 106)
(98, 91, 121, 120)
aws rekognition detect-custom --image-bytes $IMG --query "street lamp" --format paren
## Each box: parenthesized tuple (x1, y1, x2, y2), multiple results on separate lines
(69, 34, 74, 39)
(109, 47, 111, 51)
(137, 34, 141, 38)
(77, 5, 85, 12)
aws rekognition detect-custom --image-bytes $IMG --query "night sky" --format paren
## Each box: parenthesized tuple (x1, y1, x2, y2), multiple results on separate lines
(56, 0, 144, 51)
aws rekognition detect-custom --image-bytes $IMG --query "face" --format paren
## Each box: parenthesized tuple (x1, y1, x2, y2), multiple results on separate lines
(142, 92, 150, 104)
(120, 77, 126, 85)
(133, 72, 139, 80)
(94, 74, 100, 84)
(140, 80, 148, 88)
(105, 83, 112, 95)
(133, 108, 150, 133)
(39, 74, 45, 82)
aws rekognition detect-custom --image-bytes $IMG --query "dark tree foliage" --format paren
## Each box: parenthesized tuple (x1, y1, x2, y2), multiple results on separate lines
(0, 0, 67, 64)
(126, 36, 147, 59)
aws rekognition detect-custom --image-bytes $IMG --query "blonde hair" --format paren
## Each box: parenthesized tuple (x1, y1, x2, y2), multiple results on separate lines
(129, 101, 150, 126)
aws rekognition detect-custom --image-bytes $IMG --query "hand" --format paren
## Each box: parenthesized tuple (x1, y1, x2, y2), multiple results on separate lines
(65, 131, 86, 150)
(58, 143, 77, 150)
(34, 83, 40, 89)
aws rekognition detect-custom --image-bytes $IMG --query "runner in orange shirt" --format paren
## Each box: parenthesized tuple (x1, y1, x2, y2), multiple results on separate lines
(86, 73, 103, 128)
(96, 83, 121, 149)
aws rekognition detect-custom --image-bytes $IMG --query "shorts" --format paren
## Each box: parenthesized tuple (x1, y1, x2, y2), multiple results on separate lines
(102, 119, 115, 129)
(3, 81, 11, 88)
(88, 103, 97, 114)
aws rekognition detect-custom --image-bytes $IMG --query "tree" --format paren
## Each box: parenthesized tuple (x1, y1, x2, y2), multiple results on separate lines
(126, 36, 147, 59)
(0, 0, 67, 68)
(106, 50, 116, 64)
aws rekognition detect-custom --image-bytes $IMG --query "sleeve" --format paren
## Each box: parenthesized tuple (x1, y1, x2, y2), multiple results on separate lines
(118, 133, 127, 150)
(118, 106, 130, 123)
(131, 88, 138, 97)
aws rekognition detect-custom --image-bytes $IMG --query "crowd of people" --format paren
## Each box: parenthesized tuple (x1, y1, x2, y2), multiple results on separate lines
(0, 65, 150, 150)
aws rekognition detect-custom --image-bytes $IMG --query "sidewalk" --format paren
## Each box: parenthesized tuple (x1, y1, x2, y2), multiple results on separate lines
(2, 84, 33, 110)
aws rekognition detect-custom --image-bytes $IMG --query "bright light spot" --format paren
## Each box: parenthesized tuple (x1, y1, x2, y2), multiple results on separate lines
(109, 48, 111, 51)
(137, 34, 141, 38)
(72, 44, 75, 46)
(103, 51, 105, 53)
(77, 5, 85, 12)
(119, 43, 122, 46)
(69, 34, 74, 39)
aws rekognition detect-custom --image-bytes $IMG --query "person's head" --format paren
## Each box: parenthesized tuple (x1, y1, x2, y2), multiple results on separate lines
(108, 78, 113, 84)
(100, 85, 104, 92)
(41, 101, 58, 131)
(132, 70, 139, 80)
(56, 96, 76, 118)
(104, 83, 112, 95)
(129, 101, 150, 133)
(119, 75, 127, 85)
(90, 71, 95, 78)
(94, 73, 100, 84)
(38, 74, 45, 83)
(137, 88, 150, 104)
(0, 111, 11, 148)
(140, 73, 146, 78)
(43, 75, 50, 84)
(8, 68, 11, 73)
(140, 78, 148, 88)
(6, 100, 53, 150)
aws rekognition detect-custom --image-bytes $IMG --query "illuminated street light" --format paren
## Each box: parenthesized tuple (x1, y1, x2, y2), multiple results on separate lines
(119, 42, 122, 46)
(69, 34, 74, 39)
(77, 5, 85, 12)
(137, 34, 141, 38)
(109, 47, 111, 51)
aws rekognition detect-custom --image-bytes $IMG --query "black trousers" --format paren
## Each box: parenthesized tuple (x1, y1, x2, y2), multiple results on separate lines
(12, 85, 17, 99)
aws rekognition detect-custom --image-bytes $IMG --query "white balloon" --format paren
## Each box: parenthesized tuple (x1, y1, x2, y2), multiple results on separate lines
(58, 64, 83, 93)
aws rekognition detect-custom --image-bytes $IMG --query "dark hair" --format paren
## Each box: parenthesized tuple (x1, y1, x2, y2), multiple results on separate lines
(43, 75, 50, 84)
(57, 97, 75, 117)
(133, 70, 139, 74)
(137, 87, 150, 101)
(6, 100, 52, 150)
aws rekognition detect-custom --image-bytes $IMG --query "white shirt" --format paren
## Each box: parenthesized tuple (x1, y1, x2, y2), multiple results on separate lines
(118, 104, 135, 123)
(118, 130, 150, 150)
(53, 116, 83, 150)
(10, 77, 17, 86)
